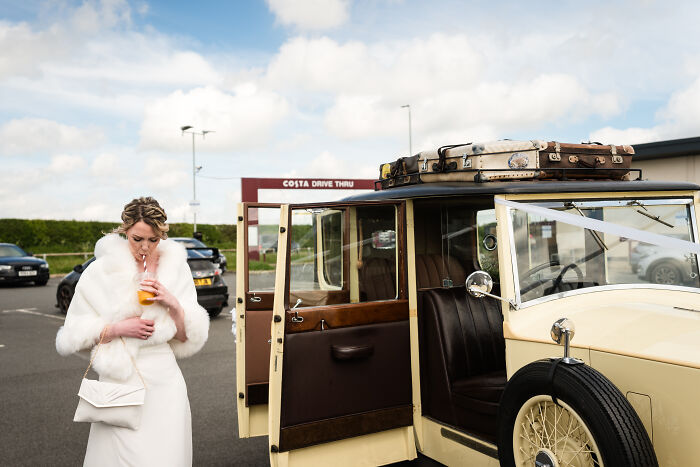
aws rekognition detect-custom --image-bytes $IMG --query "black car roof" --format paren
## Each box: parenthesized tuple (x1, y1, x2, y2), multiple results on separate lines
(343, 180, 700, 202)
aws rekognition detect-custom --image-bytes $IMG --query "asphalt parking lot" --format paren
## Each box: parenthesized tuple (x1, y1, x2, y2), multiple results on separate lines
(0, 274, 437, 467)
(0, 275, 268, 466)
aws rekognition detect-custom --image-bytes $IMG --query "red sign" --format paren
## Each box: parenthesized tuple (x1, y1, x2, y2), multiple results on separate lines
(241, 177, 376, 203)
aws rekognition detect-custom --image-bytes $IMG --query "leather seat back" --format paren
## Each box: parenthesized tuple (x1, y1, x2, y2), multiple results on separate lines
(425, 286, 504, 380)
(416, 254, 468, 289)
(359, 257, 396, 301)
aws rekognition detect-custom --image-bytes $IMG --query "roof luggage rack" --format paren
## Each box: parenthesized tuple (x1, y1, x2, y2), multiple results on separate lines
(376, 140, 640, 190)
(376, 167, 643, 190)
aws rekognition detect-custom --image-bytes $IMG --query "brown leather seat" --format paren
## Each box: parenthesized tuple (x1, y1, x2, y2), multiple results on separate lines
(359, 257, 396, 301)
(416, 254, 468, 289)
(418, 286, 505, 443)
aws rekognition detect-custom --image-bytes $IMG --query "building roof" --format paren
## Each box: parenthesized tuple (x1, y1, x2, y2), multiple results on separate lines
(633, 136, 700, 161)
(344, 180, 699, 201)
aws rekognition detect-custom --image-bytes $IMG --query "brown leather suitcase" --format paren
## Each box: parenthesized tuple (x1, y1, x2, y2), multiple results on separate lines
(379, 140, 634, 187)
(538, 142, 634, 179)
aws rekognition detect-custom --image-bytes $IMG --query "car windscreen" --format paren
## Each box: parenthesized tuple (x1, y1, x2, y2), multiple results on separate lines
(503, 198, 700, 304)
(186, 249, 215, 259)
(174, 238, 207, 248)
(0, 245, 28, 257)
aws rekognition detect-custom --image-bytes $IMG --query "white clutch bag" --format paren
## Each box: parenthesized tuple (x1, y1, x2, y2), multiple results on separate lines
(74, 335, 146, 430)
(74, 378, 145, 429)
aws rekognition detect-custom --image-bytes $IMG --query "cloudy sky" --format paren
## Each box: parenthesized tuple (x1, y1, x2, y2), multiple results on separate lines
(2, 0, 700, 224)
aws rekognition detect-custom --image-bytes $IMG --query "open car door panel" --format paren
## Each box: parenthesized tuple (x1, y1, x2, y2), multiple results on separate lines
(268, 201, 417, 466)
(236, 203, 281, 438)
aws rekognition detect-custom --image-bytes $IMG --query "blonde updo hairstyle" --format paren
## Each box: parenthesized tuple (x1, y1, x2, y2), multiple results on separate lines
(115, 197, 169, 239)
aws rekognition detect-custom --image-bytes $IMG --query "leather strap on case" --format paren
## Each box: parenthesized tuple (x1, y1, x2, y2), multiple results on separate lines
(82, 326, 147, 388)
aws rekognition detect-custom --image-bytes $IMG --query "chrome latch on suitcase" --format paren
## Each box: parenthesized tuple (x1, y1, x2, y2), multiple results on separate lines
(462, 154, 472, 168)
(549, 141, 562, 162)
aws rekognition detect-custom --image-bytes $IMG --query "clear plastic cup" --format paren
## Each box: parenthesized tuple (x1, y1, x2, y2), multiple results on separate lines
(137, 271, 156, 306)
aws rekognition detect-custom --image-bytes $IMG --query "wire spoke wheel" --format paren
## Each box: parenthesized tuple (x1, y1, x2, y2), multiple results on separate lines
(498, 361, 657, 467)
(513, 395, 602, 467)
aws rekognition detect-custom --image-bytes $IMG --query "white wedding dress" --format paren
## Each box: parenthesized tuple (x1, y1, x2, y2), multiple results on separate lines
(83, 343, 192, 466)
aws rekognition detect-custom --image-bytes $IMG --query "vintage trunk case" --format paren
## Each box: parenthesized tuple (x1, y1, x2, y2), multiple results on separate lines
(379, 140, 634, 187)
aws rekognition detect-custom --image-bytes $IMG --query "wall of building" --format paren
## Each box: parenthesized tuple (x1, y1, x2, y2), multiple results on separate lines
(634, 155, 700, 184)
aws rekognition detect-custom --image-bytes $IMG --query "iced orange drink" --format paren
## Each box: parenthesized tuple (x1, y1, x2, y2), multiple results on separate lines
(138, 289, 155, 306)
(137, 271, 155, 306)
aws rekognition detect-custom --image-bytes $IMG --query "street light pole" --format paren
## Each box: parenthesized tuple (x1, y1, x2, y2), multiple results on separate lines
(191, 131, 196, 232)
(180, 126, 214, 235)
(401, 104, 412, 156)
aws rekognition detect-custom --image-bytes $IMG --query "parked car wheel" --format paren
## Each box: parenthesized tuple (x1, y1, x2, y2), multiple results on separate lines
(57, 284, 73, 314)
(497, 360, 657, 467)
(35, 278, 48, 286)
(648, 261, 682, 285)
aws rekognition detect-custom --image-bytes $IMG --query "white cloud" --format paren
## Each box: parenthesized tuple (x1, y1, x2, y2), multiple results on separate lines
(71, 0, 133, 33)
(589, 75, 700, 144)
(0, 118, 104, 156)
(588, 127, 663, 145)
(139, 85, 289, 152)
(0, 21, 66, 79)
(0, 0, 133, 80)
(266, 0, 350, 30)
(268, 35, 621, 145)
(77, 203, 115, 221)
(91, 153, 121, 177)
(266, 34, 482, 98)
(284, 150, 375, 179)
(658, 76, 700, 135)
(49, 154, 87, 173)
(144, 156, 189, 190)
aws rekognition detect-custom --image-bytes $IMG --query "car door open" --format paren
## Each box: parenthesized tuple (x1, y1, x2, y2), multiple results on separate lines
(235, 203, 281, 438)
(267, 201, 416, 466)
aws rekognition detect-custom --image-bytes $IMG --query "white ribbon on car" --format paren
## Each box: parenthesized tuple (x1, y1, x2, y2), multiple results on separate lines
(496, 198, 700, 255)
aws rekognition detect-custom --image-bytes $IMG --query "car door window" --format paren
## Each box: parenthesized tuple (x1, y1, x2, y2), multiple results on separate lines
(289, 204, 398, 306)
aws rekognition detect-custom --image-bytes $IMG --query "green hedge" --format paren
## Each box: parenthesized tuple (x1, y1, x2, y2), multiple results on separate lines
(0, 219, 237, 253)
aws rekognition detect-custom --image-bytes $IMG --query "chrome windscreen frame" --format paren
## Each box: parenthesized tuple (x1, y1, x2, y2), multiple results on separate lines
(504, 196, 700, 310)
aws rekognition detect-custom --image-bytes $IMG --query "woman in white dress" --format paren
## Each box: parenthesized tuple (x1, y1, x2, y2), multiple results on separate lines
(56, 197, 210, 467)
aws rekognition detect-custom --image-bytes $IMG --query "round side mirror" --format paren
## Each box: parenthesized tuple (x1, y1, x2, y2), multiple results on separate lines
(482, 234, 497, 251)
(466, 271, 493, 298)
(550, 317, 576, 344)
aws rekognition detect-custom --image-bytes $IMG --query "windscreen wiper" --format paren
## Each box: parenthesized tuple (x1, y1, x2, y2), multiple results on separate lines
(564, 202, 608, 250)
(627, 200, 674, 228)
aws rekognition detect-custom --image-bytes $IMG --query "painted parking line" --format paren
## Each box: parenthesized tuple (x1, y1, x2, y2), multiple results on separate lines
(1, 308, 65, 321)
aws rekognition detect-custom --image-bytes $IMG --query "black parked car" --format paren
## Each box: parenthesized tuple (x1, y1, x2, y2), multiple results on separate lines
(56, 257, 95, 312)
(56, 245, 228, 317)
(182, 246, 229, 317)
(172, 237, 227, 272)
(0, 243, 50, 286)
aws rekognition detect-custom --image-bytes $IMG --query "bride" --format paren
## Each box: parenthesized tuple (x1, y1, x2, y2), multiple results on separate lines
(56, 196, 210, 466)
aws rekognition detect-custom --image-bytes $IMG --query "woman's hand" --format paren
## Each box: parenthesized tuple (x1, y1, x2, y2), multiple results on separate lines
(140, 278, 188, 343)
(140, 278, 181, 311)
(104, 317, 155, 341)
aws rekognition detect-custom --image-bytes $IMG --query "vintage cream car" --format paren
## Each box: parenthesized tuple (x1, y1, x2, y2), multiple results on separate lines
(235, 143, 700, 467)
